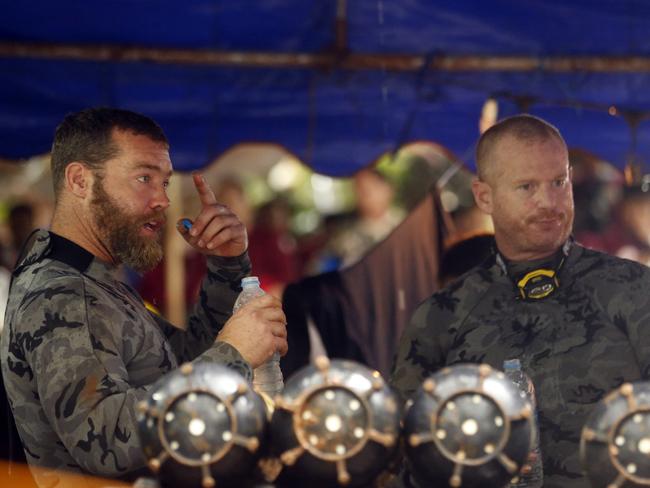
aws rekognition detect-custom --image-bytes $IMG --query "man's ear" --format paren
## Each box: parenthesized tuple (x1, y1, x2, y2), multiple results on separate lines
(64, 162, 92, 198)
(472, 178, 493, 215)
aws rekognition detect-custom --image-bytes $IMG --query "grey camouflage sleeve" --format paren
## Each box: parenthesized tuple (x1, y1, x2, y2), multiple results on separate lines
(390, 297, 447, 404)
(609, 264, 650, 378)
(162, 252, 253, 380)
(20, 284, 149, 477)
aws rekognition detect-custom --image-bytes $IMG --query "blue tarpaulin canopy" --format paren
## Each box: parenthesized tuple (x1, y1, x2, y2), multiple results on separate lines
(3, 0, 650, 175)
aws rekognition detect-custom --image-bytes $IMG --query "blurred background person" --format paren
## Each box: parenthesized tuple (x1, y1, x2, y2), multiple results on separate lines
(569, 148, 623, 239)
(6, 202, 35, 266)
(578, 182, 650, 265)
(214, 177, 255, 230)
(438, 232, 495, 288)
(318, 168, 404, 270)
(0, 202, 37, 333)
(248, 197, 300, 297)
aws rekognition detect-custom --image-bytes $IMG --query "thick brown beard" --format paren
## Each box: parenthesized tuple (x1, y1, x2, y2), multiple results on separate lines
(91, 176, 164, 273)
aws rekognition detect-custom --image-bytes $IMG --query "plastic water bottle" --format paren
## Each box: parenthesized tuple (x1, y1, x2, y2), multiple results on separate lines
(233, 276, 284, 398)
(503, 359, 543, 487)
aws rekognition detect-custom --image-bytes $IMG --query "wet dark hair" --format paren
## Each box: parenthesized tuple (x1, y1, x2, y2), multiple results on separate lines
(50, 107, 168, 196)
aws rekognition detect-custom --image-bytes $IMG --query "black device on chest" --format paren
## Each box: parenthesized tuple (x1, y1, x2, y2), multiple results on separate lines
(496, 240, 571, 301)
(514, 259, 565, 300)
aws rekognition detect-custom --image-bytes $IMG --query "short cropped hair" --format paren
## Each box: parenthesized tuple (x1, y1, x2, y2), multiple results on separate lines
(476, 114, 566, 182)
(50, 107, 168, 196)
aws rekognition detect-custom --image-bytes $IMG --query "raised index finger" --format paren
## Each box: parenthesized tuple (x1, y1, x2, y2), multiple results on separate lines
(192, 171, 217, 206)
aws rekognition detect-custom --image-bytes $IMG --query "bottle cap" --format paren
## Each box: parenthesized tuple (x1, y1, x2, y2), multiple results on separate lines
(241, 276, 260, 287)
(503, 358, 521, 370)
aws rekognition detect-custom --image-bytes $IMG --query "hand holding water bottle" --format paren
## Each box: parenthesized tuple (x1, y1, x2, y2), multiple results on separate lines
(232, 277, 285, 398)
(216, 292, 287, 369)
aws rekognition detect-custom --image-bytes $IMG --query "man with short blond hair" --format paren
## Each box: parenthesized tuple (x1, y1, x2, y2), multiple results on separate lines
(392, 114, 650, 487)
(475, 113, 565, 181)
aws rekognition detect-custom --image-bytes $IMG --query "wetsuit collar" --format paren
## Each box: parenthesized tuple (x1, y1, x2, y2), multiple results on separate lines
(495, 238, 573, 278)
(13, 229, 117, 283)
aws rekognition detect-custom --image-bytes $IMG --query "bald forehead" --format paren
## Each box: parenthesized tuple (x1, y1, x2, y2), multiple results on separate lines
(477, 121, 566, 183)
(482, 133, 568, 184)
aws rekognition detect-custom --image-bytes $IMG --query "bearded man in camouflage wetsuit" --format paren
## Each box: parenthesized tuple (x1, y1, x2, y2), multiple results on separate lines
(0, 108, 288, 485)
(391, 114, 650, 488)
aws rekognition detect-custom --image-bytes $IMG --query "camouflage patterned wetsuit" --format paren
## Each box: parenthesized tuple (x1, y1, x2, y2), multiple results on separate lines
(0, 230, 252, 484)
(391, 241, 650, 488)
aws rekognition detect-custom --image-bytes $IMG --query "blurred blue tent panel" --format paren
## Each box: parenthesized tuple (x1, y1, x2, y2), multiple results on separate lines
(2, 0, 650, 174)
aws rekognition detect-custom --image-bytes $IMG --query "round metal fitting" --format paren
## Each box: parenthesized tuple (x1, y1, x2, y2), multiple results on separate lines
(269, 356, 401, 487)
(137, 362, 267, 487)
(581, 381, 650, 487)
(403, 363, 535, 487)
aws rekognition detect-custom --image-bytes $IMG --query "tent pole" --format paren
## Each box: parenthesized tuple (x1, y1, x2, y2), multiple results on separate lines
(335, 0, 348, 53)
(3, 41, 650, 73)
(164, 175, 186, 328)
